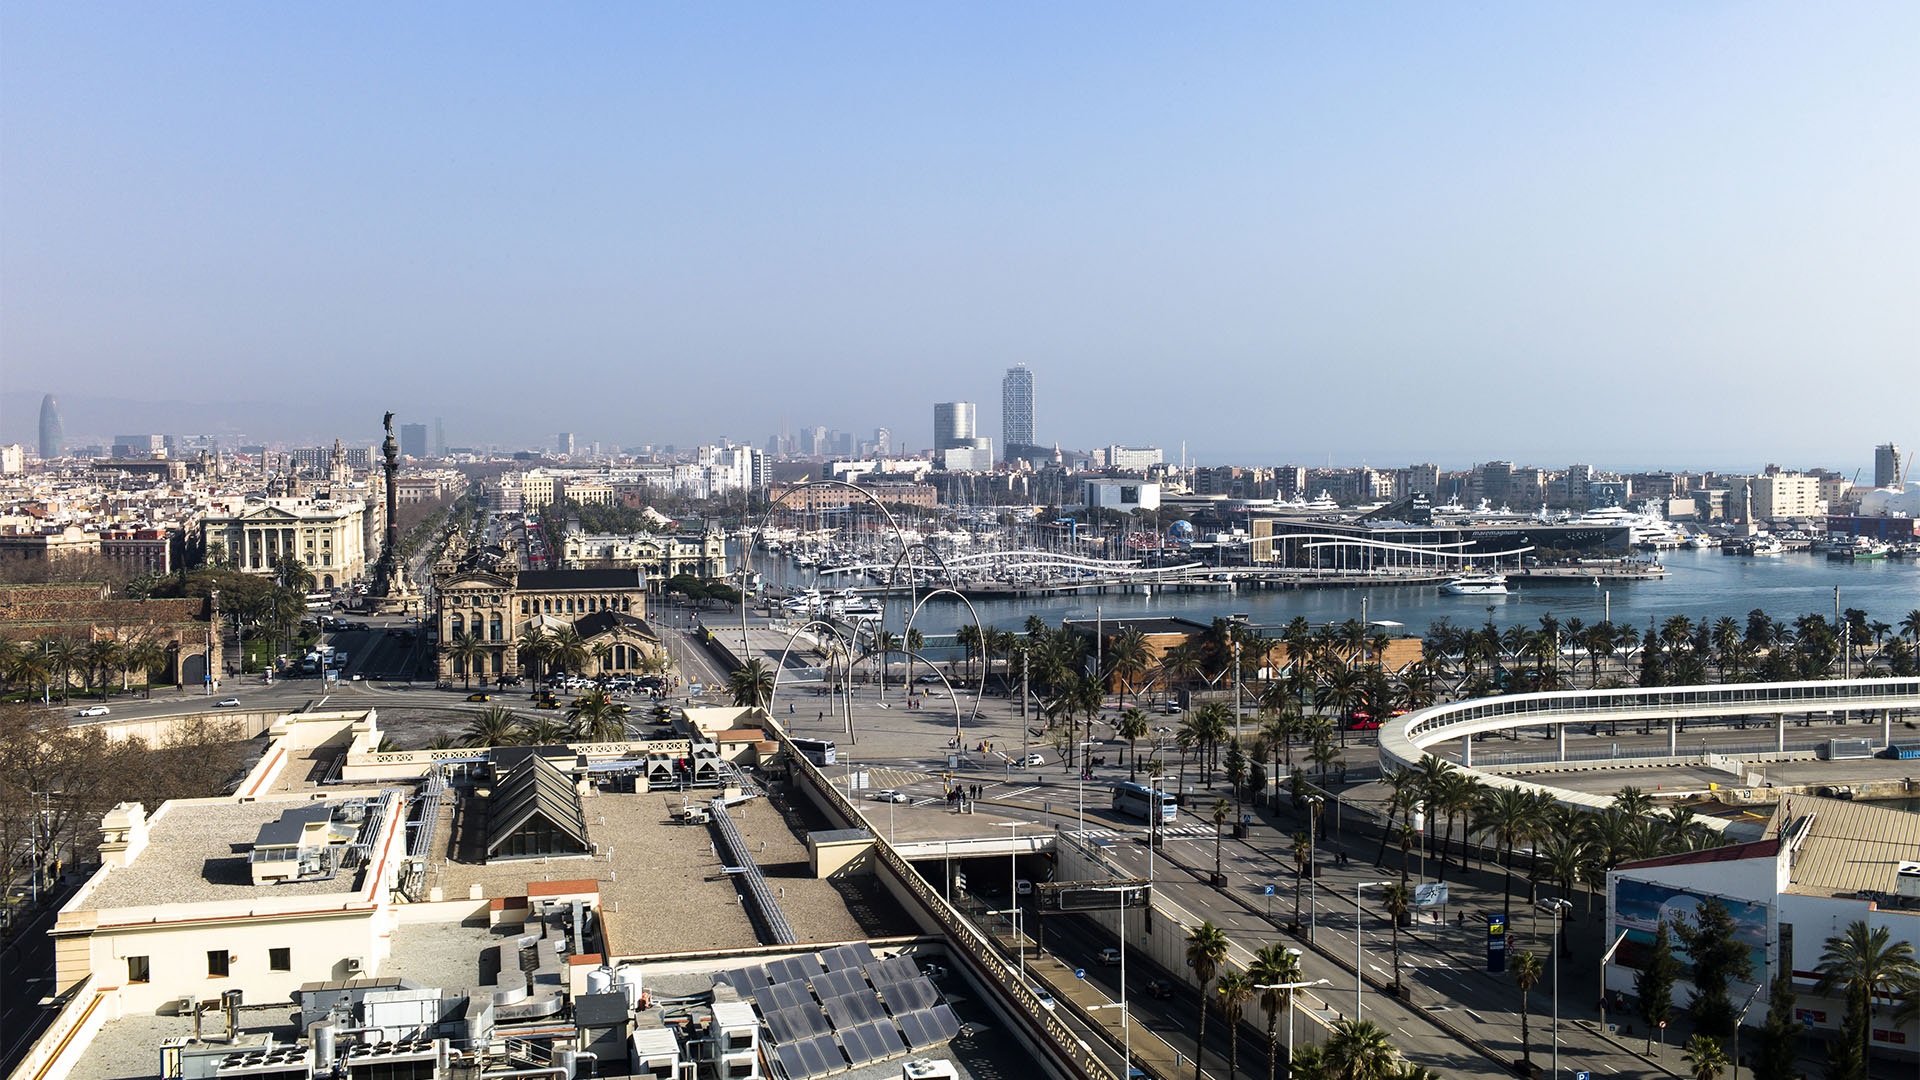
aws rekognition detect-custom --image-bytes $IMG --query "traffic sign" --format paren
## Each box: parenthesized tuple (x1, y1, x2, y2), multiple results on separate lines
(1075, 969, 1086, 980)
(1264, 884, 1276, 896)
(1577, 1072, 1589, 1080)
(1659, 1020, 1667, 1029)
(1487, 915, 1507, 973)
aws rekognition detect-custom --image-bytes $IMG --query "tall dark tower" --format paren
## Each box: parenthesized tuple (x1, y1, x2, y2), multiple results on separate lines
(38, 394, 64, 459)
(372, 412, 404, 598)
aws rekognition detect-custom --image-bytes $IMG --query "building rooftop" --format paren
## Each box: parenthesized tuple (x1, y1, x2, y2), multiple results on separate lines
(82, 799, 372, 910)
(1763, 795, 1920, 902)
(518, 568, 646, 592)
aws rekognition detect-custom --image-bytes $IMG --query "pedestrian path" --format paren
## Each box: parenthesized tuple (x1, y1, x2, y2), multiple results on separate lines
(1072, 823, 1218, 840)
(857, 767, 933, 788)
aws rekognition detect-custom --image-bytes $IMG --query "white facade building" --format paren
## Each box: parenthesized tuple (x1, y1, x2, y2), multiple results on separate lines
(1082, 479, 1161, 511)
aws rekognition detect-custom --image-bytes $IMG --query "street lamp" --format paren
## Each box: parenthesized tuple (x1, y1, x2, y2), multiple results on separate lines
(1077, 740, 1097, 835)
(1083, 882, 1139, 1077)
(1302, 795, 1324, 943)
(1255, 957, 1330, 1075)
(1355, 881, 1389, 1019)
(1730, 980, 1765, 1080)
(1539, 898, 1572, 1080)
(999, 822, 1025, 981)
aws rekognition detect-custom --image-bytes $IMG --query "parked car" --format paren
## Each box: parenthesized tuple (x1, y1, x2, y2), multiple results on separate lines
(75, 705, 110, 717)
(215, 698, 242, 708)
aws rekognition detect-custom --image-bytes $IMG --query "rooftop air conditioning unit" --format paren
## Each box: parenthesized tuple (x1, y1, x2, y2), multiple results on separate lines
(1896, 862, 1920, 901)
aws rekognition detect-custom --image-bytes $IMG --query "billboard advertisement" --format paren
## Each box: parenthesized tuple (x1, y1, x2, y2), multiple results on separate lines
(1611, 879, 1769, 976)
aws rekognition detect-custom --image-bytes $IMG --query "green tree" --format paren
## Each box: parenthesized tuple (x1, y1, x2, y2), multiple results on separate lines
(1321, 1017, 1401, 1080)
(464, 705, 519, 748)
(1682, 1035, 1728, 1080)
(1813, 920, 1920, 1074)
(1216, 970, 1254, 1080)
(728, 658, 776, 708)
(1290, 831, 1311, 928)
(1511, 949, 1542, 1071)
(1117, 707, 1150, 779)
(1675, 897, 1755, 1039)
(1751, 966, 1801, 1080)
(1185, 922, 1230, 1080)
(1250, 943, 1304, 1080)
(1636, 920, 1681, 1050)
(444, 631, 484, 690)
(1212, 797, 1231, 882)
(568, 690, 624, 741)
(1381, 882, 1412, 996)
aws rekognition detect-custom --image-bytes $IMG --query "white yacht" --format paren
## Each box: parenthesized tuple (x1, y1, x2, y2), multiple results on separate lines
(1440, 573, 1509, 595)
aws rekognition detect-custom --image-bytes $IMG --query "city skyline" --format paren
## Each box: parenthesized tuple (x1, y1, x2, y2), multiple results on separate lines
(3, 5, 1917, 464)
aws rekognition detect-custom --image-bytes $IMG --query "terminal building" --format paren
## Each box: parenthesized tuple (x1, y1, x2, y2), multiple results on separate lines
(1605, 796, 1919, 1065)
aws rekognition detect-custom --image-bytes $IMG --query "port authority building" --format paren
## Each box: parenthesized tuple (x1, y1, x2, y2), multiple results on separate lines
(1249, 516, 1632, 569)
(1604, 796, 1919, 1063)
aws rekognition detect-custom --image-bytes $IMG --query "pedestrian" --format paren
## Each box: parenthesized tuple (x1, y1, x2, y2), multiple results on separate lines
(817, 711, 823, 721)
(789, 702, 795, 714)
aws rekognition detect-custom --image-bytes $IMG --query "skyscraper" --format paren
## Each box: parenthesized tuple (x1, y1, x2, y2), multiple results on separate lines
(400, 423, 428, 459)
(38, 394, 63, 460)
(556, 432, 576, 457)
(1875, 442, 1903, 488)
(1002, 364, 1034, 450)
(433, 417, 445, 457)
(933, 402, 976, 450)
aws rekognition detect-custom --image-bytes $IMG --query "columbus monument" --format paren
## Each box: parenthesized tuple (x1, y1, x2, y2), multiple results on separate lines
(370, 411, 420, 613)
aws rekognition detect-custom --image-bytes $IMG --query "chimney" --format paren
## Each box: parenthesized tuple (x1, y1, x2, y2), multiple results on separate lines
(98, 803, 150, 868)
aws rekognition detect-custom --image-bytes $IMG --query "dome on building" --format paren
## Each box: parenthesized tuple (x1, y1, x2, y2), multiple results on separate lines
(1857, 482, 1920, 518)
(1167, 520, 1196, 542)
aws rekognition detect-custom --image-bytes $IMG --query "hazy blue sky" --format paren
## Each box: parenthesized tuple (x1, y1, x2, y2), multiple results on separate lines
(3, 3, 1914, 470)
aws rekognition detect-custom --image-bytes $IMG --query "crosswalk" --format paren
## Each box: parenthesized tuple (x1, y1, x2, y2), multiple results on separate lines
(854, 767, 933, 789)
(1070, 823, 1217, 840)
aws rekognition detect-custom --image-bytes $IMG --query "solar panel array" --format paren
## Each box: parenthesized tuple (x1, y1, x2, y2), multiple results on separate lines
(723, 947, 956, 1080)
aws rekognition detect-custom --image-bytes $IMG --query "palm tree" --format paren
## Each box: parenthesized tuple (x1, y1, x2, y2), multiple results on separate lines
(1216, 970, 1255, 1080)
(1681, 1034, 1728, 1080)
(445, 631, 484, 689)
(1375, 766, 1419, 866)
(124, 637, 169, 695)
(1196, 702, 1233, 783)
(1117, 708, 1150, 779)
(1322, 1017, 1401, 1080)
(1250, 943, 1304, 1080)
(518, 624, 553, 683)
(1813, 920, 1920, 1067)
(1212, 797, 1231, 882)
(728, 658, 776, 708)
(1381, 882, 1412, 996)
(1511, 949, 1542, 1071)
(1185, 922, 1231, 1080)
(569, 690, 624, 741)
(274, 555, 316, 595)
(464, 705, 519, 747)
(1290, 832, 1311, 928)
(548, 626, 590, 677)
(1109, 626, 1151, 707)
(83, 637, 124, 697)
(1476, 786, 1543, 924)
(518, 713, 570, 745)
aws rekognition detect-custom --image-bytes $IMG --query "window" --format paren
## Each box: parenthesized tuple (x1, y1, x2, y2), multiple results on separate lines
(208, 950, 230, 977)
(269, 948, 290, 971)
(521, 600, 529, 615)
(127, 955, 150, 983)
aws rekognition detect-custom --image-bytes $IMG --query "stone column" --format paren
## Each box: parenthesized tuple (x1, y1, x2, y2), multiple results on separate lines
(1883, 708, 1893, 749)
(1776, 713, 1786, 753)
(1462, 734, 1472, 768)
(1668, 717, 1678, 756)
(1558, 723, 1567, 762)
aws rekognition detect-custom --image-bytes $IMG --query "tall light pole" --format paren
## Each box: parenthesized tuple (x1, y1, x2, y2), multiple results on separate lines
(1730, 980, 1765, 1080)
(1303, 795, 1324, 943)
(1255, 960, 1328, 1076)
(1000, 822, 1025, 981)
(1540, 898, 1572, 1080)
(1355, 881, 1389, 1019)
(1077, 740, 1096, 834)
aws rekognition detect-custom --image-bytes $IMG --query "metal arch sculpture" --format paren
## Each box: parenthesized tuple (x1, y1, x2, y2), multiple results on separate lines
(762, 617, 860, 740)
(900, 587, 989, 735)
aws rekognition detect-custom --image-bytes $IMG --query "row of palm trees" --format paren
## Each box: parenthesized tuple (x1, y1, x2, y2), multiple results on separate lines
(1376, 756, 1727, 926)
(0, 633, 176, 701)
(454, 696, 631, 747)
(1184, 921, 1436, 1080)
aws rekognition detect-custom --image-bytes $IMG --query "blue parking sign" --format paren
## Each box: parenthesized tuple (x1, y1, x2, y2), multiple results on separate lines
(1264, 884, 1276, 896)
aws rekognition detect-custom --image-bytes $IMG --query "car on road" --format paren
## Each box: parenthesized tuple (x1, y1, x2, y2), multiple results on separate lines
(1146, 978, 1176, 999)
(1027, 985, 1055, 1011)
(1098, 947, 1121, 966)
(1015, 878, 1033, 895)
(215, 698, 242, 708)
(873, 790, 911, 803)
(536, 700, 560, 710)
(467, 693, 492, 702)
(1022, 753, 1046, 767)
(1161, 704, 1183, 715)
(920, 963, 948, 981)
(922, 688, 946, 697)
(75, 705, 110, 717)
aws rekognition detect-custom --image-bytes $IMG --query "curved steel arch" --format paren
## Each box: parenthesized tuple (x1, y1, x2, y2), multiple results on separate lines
(900, 587, 990, 737)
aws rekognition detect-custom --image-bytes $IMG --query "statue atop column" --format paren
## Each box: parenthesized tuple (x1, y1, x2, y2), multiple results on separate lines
(370, 410, 417, 611)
